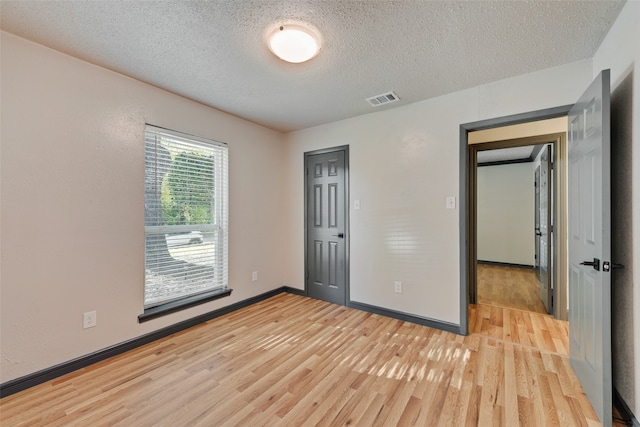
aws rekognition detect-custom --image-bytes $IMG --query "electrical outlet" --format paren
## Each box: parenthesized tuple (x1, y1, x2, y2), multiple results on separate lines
(83, 311, 97, 329)
(252, 271, 258, 282)
(394, 281, 402, 293)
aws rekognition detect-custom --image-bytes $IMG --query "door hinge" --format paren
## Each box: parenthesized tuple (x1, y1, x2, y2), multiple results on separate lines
(550, 225, 554, 233)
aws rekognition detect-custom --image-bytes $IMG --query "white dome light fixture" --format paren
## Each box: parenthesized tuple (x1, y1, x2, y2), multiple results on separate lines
(268, 25, 321, 63)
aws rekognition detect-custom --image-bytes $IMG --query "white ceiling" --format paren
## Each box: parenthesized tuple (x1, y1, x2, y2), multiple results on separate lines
(0, 1, 626, 133)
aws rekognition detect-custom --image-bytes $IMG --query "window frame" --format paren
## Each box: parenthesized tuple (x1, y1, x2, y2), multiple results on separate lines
(140, 125, 230, 322)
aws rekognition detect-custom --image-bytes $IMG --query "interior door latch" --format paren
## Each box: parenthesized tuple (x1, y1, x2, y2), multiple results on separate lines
(580, 258, 600, 271)
(602, 261, 625, 272)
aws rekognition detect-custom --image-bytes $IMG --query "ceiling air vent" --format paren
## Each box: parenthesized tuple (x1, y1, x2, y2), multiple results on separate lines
(366, 91, 400, 107)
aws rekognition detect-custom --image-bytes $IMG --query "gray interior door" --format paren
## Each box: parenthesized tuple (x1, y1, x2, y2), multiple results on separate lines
(568, 69, 611, 426)
(534, 166, 541, 277)
(305, 149, 347, 306)
(539, 145, 552, 313)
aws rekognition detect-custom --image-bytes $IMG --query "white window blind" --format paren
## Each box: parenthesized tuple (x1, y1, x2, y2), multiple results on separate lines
(144, 125, 228, 308)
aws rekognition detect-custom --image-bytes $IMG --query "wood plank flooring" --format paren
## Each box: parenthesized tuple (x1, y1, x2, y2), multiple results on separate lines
(469, 303, 569, 355)
(1, 293, 604, 426)
(477, 264, 548, 314)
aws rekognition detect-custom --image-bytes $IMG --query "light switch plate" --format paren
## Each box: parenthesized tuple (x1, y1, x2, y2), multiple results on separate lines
(446, 196, 456, 209)
(83, 311, 96, 329)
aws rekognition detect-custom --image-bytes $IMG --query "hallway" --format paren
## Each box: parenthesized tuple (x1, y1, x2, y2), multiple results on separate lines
(477, 264, 548, 314)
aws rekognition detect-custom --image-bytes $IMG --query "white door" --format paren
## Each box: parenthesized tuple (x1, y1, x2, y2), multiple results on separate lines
(568, 69, 611, 426)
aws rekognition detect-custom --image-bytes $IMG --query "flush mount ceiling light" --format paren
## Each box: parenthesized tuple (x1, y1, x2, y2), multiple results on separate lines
(268, 25, 321, 63)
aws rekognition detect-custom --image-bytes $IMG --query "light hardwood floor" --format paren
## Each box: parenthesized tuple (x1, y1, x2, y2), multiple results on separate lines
(469, 303, 568, 355)
(477, 264, 548, 314)
(1, 293, 607, 426)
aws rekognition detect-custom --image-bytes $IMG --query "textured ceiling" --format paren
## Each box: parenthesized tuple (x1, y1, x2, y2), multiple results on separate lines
(0, 1, 626, 132)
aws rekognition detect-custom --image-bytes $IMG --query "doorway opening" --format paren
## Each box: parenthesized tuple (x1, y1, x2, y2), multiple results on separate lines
(472, 137, 564, 319)
(458, 107, 572, 335)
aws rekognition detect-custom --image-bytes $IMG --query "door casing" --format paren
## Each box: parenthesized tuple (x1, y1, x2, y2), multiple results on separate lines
(459, 106, 572, 335)
(304, 145, 350, 306)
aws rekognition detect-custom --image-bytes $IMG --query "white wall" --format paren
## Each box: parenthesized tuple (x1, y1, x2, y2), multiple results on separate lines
(283, 60, 592, 325)
(477, 163, 534, 266)
(0, 32, 286, 383)
(592, 1, 640, 416)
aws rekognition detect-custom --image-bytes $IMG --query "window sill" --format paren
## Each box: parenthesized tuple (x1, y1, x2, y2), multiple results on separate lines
(138, 288, 233, 323)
